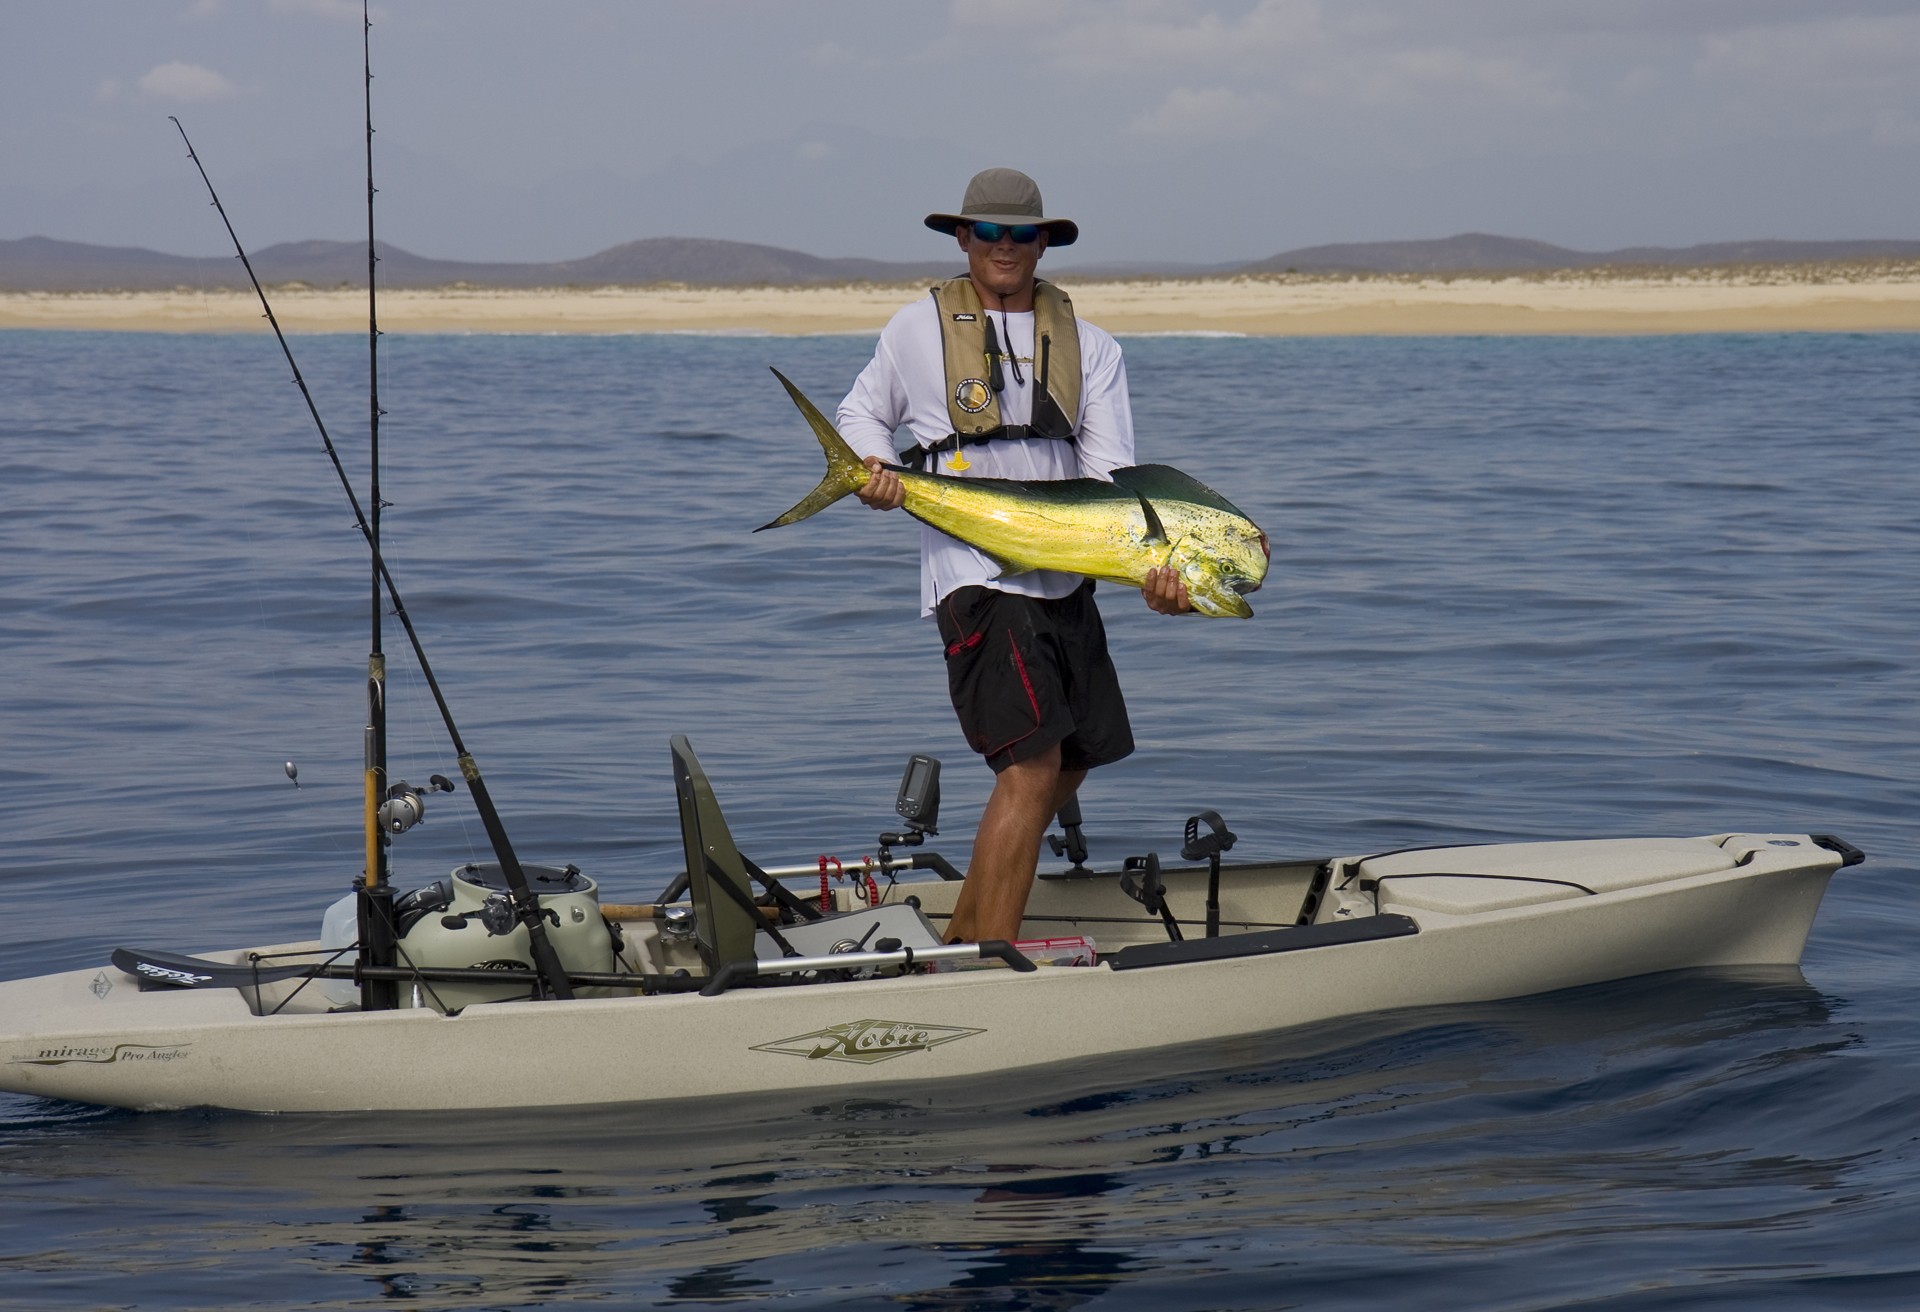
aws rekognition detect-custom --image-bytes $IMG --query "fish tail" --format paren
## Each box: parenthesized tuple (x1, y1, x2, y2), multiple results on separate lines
(756, 367, 872, 531)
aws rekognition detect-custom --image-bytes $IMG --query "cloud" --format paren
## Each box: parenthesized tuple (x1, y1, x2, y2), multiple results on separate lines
(267, 0, 365, 18)
(1352, 48, 1572, 110)
(942, 0, 1574, 128)
(1130, 86, 1274, 141)
(1695, 12, 1920, 88)
(135, 61, 240, 103)
(1692, 12, 1920, 142)
(804, 41, 856, 69)
(950, 0, 1324, 75)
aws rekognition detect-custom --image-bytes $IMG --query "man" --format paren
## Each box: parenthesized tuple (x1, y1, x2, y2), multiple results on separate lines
(836, 167, 1190, 946)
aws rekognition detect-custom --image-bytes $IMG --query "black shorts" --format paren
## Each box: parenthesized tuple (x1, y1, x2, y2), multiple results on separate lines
(934, 582, 1135, 774)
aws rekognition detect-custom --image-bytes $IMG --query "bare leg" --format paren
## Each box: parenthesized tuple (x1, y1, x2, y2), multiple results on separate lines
(946, 747, 1086, 944)
(1050, 767, 1087, 820)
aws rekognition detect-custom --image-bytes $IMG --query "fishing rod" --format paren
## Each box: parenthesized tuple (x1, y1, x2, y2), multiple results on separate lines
(361, 0, 396, 1011)
(165, 22, 574, 1004)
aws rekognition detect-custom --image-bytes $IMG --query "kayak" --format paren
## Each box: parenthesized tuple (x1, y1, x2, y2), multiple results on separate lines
(0, 734, 1860, 1113)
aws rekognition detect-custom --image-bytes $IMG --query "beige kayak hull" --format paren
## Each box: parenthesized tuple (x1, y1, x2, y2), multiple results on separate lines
(0, 833, 1842, 1113)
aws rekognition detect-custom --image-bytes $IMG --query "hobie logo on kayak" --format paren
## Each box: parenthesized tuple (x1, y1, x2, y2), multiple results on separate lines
(752, 1019, 984, 1065)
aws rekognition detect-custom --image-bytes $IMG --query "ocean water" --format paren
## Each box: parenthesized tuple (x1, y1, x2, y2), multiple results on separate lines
(1, 327, 1916, 1310)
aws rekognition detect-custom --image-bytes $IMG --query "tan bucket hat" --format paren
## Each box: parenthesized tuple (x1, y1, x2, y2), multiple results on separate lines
(924, 168, 1079, 247)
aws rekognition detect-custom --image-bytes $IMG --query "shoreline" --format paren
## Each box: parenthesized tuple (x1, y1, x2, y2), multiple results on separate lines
(4, 267, 1919, 336)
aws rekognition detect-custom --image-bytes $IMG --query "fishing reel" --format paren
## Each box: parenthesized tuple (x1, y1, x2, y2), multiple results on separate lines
(379, 775, 456, 835)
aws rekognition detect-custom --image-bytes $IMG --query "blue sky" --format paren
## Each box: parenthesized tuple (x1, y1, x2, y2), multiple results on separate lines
(4, 0, 1916, 266)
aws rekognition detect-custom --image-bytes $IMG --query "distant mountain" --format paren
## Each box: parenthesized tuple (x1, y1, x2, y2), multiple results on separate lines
(552, 237, 954, 286)
(0, 236, 230, 292)
(1242, 232, 1920, 274)
(7, 231, 1919, 292)
(0, 235, 957, 292)
(1046, 259, 1244, 279)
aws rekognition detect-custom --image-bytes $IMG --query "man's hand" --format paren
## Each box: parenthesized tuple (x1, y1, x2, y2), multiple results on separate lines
(1141, 565, 1191, 614)
(857, 456, 906, 511)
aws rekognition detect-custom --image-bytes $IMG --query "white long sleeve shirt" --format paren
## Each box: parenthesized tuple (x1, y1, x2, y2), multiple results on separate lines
(836, 292, 1136, 616)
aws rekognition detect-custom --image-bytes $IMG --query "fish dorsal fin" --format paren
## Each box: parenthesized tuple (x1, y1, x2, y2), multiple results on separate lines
(1134, 491, 1167, 545)
(1111, 464, 1249, 519)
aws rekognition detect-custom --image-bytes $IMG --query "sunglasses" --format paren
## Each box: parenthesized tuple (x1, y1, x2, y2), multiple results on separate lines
(968, 221, 1042, 245)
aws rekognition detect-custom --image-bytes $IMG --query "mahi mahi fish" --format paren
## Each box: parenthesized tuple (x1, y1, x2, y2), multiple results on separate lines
(758, 369, 1270, 618)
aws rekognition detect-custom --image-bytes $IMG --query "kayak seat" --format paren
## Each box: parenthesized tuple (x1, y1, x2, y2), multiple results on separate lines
(671, 734, 762, 971)
(1359, 837, 1738, 918)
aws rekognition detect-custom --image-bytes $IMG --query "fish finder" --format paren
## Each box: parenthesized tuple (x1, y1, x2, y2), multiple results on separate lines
(892, 754, 941, 839)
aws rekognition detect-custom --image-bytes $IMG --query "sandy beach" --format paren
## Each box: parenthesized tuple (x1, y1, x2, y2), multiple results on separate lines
(4, 265, 1918, 336)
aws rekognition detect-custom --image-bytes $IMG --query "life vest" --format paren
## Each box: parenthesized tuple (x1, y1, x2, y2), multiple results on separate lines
(903, 277, 1082, 470)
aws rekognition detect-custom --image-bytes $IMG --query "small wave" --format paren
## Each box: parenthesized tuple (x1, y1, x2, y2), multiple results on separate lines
(1113, 329, 1251, 338)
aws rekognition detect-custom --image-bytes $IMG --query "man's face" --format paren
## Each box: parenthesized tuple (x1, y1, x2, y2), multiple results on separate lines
(958, 223, 1049, 303)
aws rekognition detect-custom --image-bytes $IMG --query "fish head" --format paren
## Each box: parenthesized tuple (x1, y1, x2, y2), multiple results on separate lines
(1173, 520, 1270, 619)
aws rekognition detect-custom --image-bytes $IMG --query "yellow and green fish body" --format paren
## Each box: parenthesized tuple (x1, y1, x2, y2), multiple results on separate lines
(759, 370, 1269, 618)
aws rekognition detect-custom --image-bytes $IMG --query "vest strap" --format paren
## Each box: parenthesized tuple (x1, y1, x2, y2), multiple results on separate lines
(898, 426, 1065, 470)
